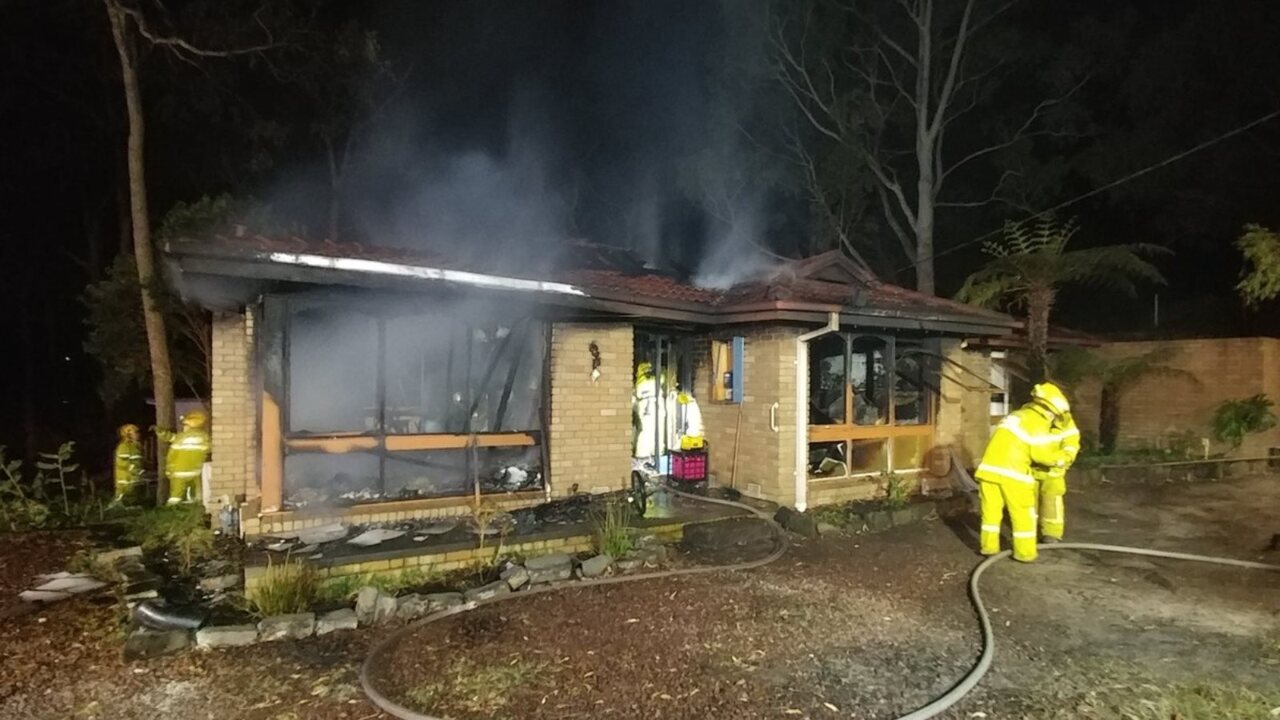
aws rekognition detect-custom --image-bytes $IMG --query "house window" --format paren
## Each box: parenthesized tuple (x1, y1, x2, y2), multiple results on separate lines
(279, 296, 547, 508)
(709, 336, 745, 403)
(807, 334, 936, 479)
(989, 350, 1010, 420)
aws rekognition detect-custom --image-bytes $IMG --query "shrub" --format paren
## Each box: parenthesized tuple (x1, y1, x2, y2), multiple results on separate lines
(883, 472, 911, 510)
(124, 504, 217, 574)
(592, 497, 634, 558)
(1212, 394, 1277, 449)
(316, 567, 441, 603)
(248, 556, 319, 616)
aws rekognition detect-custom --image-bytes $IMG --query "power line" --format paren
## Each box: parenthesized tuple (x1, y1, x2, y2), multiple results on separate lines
(896, 109, 1280, 274)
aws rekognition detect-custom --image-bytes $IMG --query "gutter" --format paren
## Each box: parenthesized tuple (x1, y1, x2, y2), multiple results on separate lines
(793, 312, 840, 511)
(264, 251, 587, 297)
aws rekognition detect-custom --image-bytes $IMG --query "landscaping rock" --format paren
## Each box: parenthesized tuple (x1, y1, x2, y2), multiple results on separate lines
(424, 592, 465, 613)
(580, 554, 613, 578)
(859, 511, 894, 533)
(257, 613, 316, 641)
(615, 558, 644, 573)
(525, 553, 573, 583)
(817, 522, 841, 536)
(355, 586, 397, 625)
(97, 546, 143, 564)
(396, 594, 430, 620)
(199, 574, 243, 593)
(463, 581, 511, 603)
(195, 624, 258, 648)
(123, 628, 189, 661)
(773, 507, 818, 538)
(500, 564, 530, 590)
(316, 608, 359, 635)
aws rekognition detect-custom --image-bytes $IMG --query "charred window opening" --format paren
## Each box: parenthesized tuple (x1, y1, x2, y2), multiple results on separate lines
(276, 294, 547, 509)
(807, 334, 938, 479)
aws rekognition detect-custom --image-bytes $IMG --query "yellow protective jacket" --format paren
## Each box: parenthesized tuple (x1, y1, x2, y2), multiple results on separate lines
(976, 405, 1070, 487)
(157, 428, 210, 480)
(113, 440, 143, 488)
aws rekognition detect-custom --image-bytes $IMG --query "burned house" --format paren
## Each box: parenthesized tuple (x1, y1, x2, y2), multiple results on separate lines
(165, 236, 1018, 536)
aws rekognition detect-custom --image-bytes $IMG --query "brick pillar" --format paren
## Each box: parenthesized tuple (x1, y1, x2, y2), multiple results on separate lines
(936, 340, 992, 469)
(548, 323, 634, 496)
(209, 310, 258, 513)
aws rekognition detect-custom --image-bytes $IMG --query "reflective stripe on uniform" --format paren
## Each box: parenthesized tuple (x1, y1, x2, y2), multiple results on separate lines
(170, 470, 202, 479)
(997, 415, 1059, 446)
(981, 525, 1001, 533)
(976, 463, 1035, 484)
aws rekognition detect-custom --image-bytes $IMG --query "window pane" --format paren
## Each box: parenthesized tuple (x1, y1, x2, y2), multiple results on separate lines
(809, 335, 847, 425)
(850, 336, 889, 426)
(288, 306, 378, 434)
(284, 452, 381, 508)
(892, 435, 929, 470)
(383, 449, 469, 499)
(849, 438, 888, 474)
(893, 346, 929, 426)
(808, 441, 847, 478)
(384, 309, 545, 435)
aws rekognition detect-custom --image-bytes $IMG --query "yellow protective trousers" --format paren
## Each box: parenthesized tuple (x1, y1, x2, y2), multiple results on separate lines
(1037, 472, 1066, 540)
(979, 479, 1038, 562)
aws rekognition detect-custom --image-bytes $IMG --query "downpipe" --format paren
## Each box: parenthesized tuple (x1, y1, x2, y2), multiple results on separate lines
(360, 488, 1280, 720)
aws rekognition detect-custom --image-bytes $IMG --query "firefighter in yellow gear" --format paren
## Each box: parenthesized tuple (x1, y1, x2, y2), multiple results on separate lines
(1034, 410, 1080, 542)
(155, 410, 211, 505)
(112, 424, 145, 505)
(975, 382, 1074, 562)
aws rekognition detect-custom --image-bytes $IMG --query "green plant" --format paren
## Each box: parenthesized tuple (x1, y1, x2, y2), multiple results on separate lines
(123, 504, 216, 574)
(0, 447, 51, 531)
(591, 497, 634, 558)
(957, 216, 1167, 382)
(316, 567, 441, 603)
(1212, 394, 1277, 449)
(248, 555, 320, 616)
(882, 472, 911, 510)
(35, 442, 78, 516)
(1236, 223, 1280, 307)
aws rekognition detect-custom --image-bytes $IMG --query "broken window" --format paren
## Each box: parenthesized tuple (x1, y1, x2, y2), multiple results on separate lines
(809, 335, 847, 425)
(277, 295, 547, 508)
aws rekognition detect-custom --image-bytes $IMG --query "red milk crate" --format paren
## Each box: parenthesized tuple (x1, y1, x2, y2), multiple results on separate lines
(670, 449, 708, 483)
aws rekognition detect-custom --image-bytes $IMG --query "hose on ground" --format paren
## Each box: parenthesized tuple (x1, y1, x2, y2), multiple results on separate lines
(360, 490, 1280, 720)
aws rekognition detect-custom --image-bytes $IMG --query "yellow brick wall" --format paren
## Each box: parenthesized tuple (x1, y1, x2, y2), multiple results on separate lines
(548, 323, 634, 496)
(210, 310, 259, 513)
(935, 342, 994, 468)
(1070, 337, 1280, 456)
(694, 326, 799, 507)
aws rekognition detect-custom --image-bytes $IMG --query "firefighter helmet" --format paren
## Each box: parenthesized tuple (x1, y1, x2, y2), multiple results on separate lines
(1031, 382, 1071, 417)
(118, 424, 140, 442)
(181, 410, 209, 429)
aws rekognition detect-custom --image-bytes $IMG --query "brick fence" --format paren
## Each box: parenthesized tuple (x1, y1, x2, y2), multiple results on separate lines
(1070, 337, 1280, 457)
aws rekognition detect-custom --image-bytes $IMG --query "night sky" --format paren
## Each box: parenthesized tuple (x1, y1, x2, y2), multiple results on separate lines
(1, 0, 1278, 463)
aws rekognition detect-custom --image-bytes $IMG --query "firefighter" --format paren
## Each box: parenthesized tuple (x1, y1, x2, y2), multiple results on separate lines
(1036, 409, 1080, 542)
(156, 410, 211, 505)
(112, 424, 144, 505)
(632, 362, 663, 460)
(976, 382, 1073, 562)
(662, 367, 705, 451)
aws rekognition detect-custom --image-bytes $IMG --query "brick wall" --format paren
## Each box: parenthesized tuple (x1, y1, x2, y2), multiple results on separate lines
(1071, 337, 1280, 456)
(694, 326, 799, 507)
(935, 342, 994, 468)
(210, 310, 259, 514)
(548, 323, 634, 496)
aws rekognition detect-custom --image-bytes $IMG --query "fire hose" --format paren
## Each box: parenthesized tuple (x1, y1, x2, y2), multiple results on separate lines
(360, 487, 1280, 720)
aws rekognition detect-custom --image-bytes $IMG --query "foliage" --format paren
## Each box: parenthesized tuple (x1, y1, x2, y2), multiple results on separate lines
(0, 447, 49, 531)
(882, 472, 911, 510)
(591, 497, 635, 559)
(248, 555, 320, 617)
(82, 254, 209, 405)
(1211, 394, 1276, 449)
(405, 657, 554, 716)
(957, 216, 1166, 381)
(156, 194, 281, 241)
(1235, 223, 1280, 307)
(123, 504, 216, 574)
(0, 444, 118, 531)
(1059, 681, 1276, 720)
(36, 442, 79, 516)
(316, 567, 441, 603)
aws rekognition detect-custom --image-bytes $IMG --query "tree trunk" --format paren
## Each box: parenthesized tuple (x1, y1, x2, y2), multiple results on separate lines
(1026, 285, 1054, 384)
(914, 176, 936, 295)
(1098, 383, 1120, 453)
(106, 1, 175, 503)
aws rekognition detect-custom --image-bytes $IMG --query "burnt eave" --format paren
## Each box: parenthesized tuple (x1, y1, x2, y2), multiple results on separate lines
(165, 240, 1017, 337)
